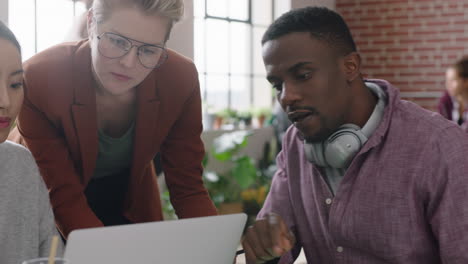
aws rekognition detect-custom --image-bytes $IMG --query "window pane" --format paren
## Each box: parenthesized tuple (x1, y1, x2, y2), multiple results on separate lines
(253, 77, 273, 108)
(253, 0, 272, 26)
(74, 2, 87, 15)
(9, 0, 36, 61)
(229, 0, 249, 21)
(194, 18, 206, 73)
(206, 19, 229, 74)
(199, 73, 206, 102)
(206, 74, 229, 110)
(194, 0, 206, 18)
(274, 0, 291, 19)
(231, 75, 251, 111)
(230, 22, 250, 75)
(253, 26, 267, 75)
(206, 0, 228, 18)
(36, 0, 74, 53)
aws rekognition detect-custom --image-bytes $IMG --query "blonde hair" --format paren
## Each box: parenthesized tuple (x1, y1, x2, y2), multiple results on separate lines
(92, 0, 184, 39)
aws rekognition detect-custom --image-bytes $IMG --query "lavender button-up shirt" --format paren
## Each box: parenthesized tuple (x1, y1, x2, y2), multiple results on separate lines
(259, 79, 468, 263)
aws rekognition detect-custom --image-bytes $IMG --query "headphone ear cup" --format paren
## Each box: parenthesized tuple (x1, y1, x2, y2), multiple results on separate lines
(304, 142, 327, 167)
(324, 130, 366, 168)
(303, 82, 385, 168)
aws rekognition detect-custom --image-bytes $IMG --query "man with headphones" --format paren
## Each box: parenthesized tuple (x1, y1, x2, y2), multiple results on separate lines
(240, 7, 468, 264)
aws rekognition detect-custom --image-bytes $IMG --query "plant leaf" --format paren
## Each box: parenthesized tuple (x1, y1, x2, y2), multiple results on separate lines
(232, 156, 257, 189)
(203, 171, 219, 182)
(212, 130, 252, 161)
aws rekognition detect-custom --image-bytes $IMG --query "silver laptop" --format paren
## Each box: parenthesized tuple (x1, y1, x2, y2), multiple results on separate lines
(64, 213, 247, 264)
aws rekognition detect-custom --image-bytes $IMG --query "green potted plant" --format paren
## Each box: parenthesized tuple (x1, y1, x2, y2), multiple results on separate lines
(253, 107, 272, 128)
(214, 108, 238, 129)
(203, 130, 258, 213)
(237, 109, 253, 128)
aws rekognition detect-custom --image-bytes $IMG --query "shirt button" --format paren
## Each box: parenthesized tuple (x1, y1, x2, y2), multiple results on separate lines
(337, 246, 344, 253)
(325, 198, 333, 205)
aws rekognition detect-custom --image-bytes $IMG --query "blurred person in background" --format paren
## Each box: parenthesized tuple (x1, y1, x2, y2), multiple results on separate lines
(438, 57, 468, 126)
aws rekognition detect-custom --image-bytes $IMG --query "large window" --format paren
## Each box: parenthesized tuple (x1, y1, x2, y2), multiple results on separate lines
(195, 0, 285, 112)
(9, 0, 289, 113)
(8, 0, 86, 61)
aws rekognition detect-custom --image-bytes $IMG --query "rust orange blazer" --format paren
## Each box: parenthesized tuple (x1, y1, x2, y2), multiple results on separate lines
(11, 41, 217, 237)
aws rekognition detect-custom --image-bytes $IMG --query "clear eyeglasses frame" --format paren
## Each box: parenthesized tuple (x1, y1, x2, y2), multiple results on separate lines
(96, 32, 168, 69)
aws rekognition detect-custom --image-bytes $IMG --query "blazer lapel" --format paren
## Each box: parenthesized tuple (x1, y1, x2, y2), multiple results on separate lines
(71, 42, 98, 184)
(131, 72, 160, 182)
(69, 41, 161, 185)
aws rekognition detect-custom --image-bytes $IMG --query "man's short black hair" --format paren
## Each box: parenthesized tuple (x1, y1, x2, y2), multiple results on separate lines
(262, 7, 356, 56)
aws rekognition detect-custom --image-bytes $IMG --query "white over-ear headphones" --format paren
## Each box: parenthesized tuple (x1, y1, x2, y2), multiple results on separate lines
(304, 83, 387, 169)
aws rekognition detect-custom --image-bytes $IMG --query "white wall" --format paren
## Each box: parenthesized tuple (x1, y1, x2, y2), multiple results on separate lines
(0, 0, 8, 24)
(275, 0, 291, 18)
(291, 0, 336, 9)
(166, 0, 194, 60)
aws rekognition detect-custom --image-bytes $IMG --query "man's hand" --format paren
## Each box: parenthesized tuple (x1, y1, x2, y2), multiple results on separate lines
(241, 213, 295, 264)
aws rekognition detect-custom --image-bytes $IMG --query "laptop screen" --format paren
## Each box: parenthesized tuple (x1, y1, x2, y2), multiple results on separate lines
(65, 213, 247, 264)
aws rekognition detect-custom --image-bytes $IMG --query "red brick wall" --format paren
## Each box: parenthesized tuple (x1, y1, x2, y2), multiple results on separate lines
(336, 0, 468, 111)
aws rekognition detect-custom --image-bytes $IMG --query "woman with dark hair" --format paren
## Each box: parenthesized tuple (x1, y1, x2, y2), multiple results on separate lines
(438, 57, 468, 126)
(0, 21, 63, 264)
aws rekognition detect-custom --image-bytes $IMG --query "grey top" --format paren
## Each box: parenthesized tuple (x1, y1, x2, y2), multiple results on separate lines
(0, 141, 63, 264)
(93, 123, 135, 179)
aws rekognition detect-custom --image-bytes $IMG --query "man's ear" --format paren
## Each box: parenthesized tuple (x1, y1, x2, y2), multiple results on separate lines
(86, 8, 95, 39)
(342, 52, 361, 82)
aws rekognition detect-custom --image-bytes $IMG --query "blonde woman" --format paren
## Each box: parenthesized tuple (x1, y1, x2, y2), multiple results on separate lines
(0, 21, 63, 264)
(10, 0, 217, 238)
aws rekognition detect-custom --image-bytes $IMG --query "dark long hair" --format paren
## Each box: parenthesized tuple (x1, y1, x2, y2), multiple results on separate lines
(0, 20, 21, 55)
(453, 56, 468, 80)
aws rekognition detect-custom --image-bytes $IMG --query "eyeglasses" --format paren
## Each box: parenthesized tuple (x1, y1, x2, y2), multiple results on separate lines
(96, 32, 168, 69)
